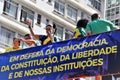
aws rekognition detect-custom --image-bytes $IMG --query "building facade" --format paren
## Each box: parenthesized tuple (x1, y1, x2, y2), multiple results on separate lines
(105, 0, 120, 26)
(0, 0, 102, 53)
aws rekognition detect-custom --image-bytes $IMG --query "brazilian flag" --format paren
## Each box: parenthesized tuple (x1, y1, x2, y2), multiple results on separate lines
(74, 27, 86, 38)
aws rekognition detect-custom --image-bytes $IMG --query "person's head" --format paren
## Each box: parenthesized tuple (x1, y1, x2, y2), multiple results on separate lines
(77, 19, 88, 28)
(13, 38, 20, 47)
(24, 34, 31, 40)
(46, 24, 56, 34)
(91, 13, 100, 21)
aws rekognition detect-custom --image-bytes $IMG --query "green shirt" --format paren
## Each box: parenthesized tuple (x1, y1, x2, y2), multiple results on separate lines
(86, 19, 117, 34)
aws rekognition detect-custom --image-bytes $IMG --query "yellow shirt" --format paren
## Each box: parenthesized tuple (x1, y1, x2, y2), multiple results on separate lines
(5, 47, 22, 53)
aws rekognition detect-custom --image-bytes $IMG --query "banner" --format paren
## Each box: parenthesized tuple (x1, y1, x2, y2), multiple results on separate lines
(0, 30, 120, 80)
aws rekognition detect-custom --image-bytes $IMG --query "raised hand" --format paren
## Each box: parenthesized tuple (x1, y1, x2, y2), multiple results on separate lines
(26, 19, 31, 26)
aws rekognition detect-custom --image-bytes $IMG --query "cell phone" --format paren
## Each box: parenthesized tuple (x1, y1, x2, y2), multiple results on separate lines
(48, 31, 50, 34)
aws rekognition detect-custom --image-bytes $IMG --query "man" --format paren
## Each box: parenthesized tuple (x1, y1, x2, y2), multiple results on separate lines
(86, 13, 118, 36)
(26, 20, 57, 45)
(5, 38, 22, 52)
(20, 34, 36, 49)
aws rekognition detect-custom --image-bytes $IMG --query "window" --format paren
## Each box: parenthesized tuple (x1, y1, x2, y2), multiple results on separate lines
(46, 19, 49, 25)
(88, 0, 93, 6)
(111, 0, 116, 5)
(54, 25, 63, 41)
(3, 0, 18, 18)
(106, 0, 111, 8)
(37, 14, 41, 25)
(116, 7, 119, 14)
(106, 10, 110, 17)
(65, 29, 73, 40)
(106, 7, 120, 20)
(54, 0, 65, 15)
(0, 27, 15, 47)
(86, 15, 91, 21)
(17, 34, 24, 38)
(67, 5, 77, 21)
(48, 0, 52, 3)
(115, 19, 119, 25)
(106, 0, 120, 8)
(114, 19, 120, 26)
(106, 10, 110, 20)
(111, 8, 115, 18)
(94, 0, 101, 11)
(20, 7, 34, 26)
(88, 0, 101, 11)
(107, 0, 111, 5)
(81, 12, 84, 19)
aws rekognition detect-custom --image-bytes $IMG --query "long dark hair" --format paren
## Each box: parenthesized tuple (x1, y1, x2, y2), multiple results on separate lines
(77, 19, 88, 28)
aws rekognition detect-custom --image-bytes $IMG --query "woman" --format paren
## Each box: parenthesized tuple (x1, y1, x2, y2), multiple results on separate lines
(5, 38, 22, 52)
(74, 19, 88, 38)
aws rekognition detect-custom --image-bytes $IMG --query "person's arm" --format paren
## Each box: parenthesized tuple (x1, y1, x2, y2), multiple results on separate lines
(26, 20, 40, 40)
(110, 23, 119, 30)
(87, 31, 92, 36)
(86, 23, 92, 36)
(106, 20, 119, 30)
(49, 34, 54, 43)
(28, 26, 40, 40)
(47, 30, 54, 43)
(20, 39, 37, 46)
(25, 40, 37, 46)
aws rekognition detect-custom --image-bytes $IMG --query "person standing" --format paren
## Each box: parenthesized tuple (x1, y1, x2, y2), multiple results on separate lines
(74, 19, 88, 38)
(86, 13, 118, 36)
(5, 38, 22, 52)
(20, 34, 37, 49)
(26, 20, 57, 45)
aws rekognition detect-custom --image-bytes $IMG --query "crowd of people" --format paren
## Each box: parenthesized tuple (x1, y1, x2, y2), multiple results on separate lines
(5, 13, 119, 53)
